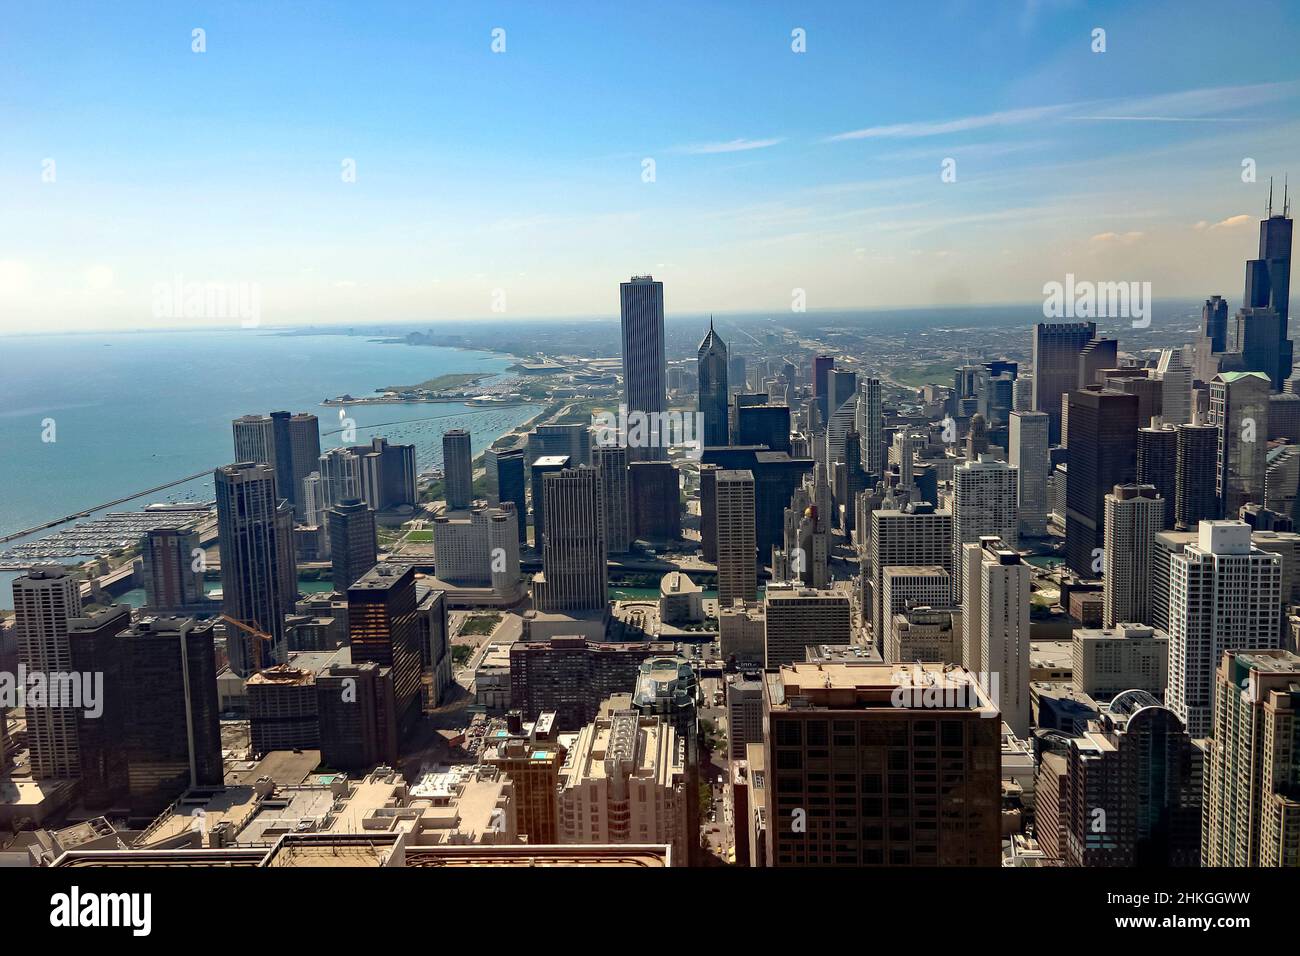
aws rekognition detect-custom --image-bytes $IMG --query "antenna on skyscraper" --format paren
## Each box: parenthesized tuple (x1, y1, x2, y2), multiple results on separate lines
(1268, 177, 1274, 217)
(1284, 176, 1290, 217)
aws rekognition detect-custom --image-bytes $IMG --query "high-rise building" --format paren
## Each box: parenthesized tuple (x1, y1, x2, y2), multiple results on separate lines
(482, 713, 566, 846)
(701, 447, 813, 558)
(140, 526, 208, 612)
(232, 411, 320, 518)
(529, 454, 571, 546)
(1155, 349, 1193, 426)
(432, 505, 521, 598)
(880, 566, 951, 663)
(1203, 649, 1300, 867)
(442, 428, 473, 511)
(593, 444, 631, 554)
(558, 708, 689, 862)
(486, 446, 528, 544)
(736, 403, 791, 453)
(509, 637, 674, 728)
(1175, 418, 1220, 529)
(951, 455, 1018, 603)
(316, 660, 397, 771)
(870, 502, 953, 651)
(964, 536, 1032, 736)
(1052, 691, 1202, 867)
(827, 368, 858, 420)
(629, 460, 680, 543)
(535, 466, 607, 613)
(1078, 337, 1119, 389)
(1033, 321, 1096, 444)
(1072, 624, 1168, 700)
(215, 461, 296, 675)
(697, 317, 729, 447)
(327, 498, 377, 593)
(856, 377, 884, 478)
(1103, 484, 1164, 627)
(812, 355, 834, 421)
(317, 446, 364, 511)
(1239, 191, 1294, 389)
(715, 469, 757, 608)
(1209, 371, 1271, 516)
(1009, 410, 1050, 538)
(14, 567, 82, 779)
(1166, 521, 1282, 739)
(70, 612, 223, 814)
(527, 423, 592, 468)
(1136, 420, 1178, 529)
(762, 662, 1001, 866)
(620, 275, 667, 460)
(1065, 389, 1139, 575)
(348, 563, 424, 736)
(763, 583, 851, 666)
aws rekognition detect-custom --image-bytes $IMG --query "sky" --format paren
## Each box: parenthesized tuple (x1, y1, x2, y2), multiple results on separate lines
(3, 0, 1300, 332)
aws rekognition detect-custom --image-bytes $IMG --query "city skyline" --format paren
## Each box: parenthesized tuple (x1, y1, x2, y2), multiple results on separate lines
(4, 0, 1300, 332)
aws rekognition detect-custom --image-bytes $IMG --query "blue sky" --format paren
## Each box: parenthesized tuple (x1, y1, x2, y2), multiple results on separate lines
(3, 0, 1300, 331)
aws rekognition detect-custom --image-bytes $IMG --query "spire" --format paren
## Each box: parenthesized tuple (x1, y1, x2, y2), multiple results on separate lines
(709, 314, 714, 331)
(1285, 176, 1290, 218)
(1268, 176, 1274, 217)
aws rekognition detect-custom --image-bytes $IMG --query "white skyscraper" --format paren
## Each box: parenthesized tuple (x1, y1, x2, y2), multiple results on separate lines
(1166, 520, 1282, 739)
(856, 377, 884, 477)
(13, 567, 83, 779)
(1102, 484, 1164, 627)
(952, 455, 1019, 603)
(1008, 410, 1049, 539)
(870, 502, 954, 651)
(968, 537, 1032, 737)
(1155, 348, 1193, 427)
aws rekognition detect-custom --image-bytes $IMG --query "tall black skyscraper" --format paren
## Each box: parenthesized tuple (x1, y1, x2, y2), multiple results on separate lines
(1175, 419, 1220, 529)
(697, 317, 729, 446)
(620, 275, 666, 460)
(215, 461, 297, 674)
(328, 498, 377, 593)
(442, 428, 473, 511)
(1065, 389, 1138, 575)
(487, 447, 527, 543)
(1033, 322, 1096, 445)
(1137, 421, 1178, 529)
(1241, 183, 1294, 388)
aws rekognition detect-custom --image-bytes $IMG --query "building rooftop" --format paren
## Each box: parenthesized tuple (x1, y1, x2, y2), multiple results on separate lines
(766, 662, 997, 715)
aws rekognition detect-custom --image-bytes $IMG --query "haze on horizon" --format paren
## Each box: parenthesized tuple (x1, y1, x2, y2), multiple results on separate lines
(3, 0, 1300, 334)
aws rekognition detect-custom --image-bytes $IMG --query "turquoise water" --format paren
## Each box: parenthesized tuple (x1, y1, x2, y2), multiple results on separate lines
(0, 329, 541, 609)
(113, 576, 334, 608)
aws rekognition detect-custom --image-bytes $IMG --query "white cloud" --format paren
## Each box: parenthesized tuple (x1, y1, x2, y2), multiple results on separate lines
(672, 137, 785, 154)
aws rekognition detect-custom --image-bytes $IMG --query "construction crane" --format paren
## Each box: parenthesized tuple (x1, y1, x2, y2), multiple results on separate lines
(218, 614, 273, 673)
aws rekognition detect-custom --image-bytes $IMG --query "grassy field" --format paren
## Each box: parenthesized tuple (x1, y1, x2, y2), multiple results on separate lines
(891, 363, 956, 388)
(459, 613, 501, 636)
(405, 529, 434, 542)
(382, 372, 485, 392)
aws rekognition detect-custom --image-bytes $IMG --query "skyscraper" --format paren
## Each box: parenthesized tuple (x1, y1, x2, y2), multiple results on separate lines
(1136, 420, 1178, 529)
(70, 613, 223, 814)
(1209, 371, 1271, 516)
(763, 584, 851, 666)
(592, 444, 631, 554)
(215, 461, 297, 675)
(762, 662, 1000, 866)
(629, 460, 680, 543)
(1175, 418, 1220, 529)
(951, 455, 1019, 603)
(1009, 410, 1050, 538)
(1102, 484, 1164, 627)
(1166, 521, 1282, 739)
(1033, 321, 1096, 444)
(327, 498, 377, 593)
(1077, 337, 1119, 389)
(348, 563, 424, 735)
(812, 354, 834, 422)
(1051, 691, 1202, 867)
(13, 567, 82, 779)
(232, 411, 320, 518)
(1065, 389, 1138, 575)
(535, 466, 607, 613)
(442, 427, 473, 511)
(1155, 348, 1193, 426)
(715, 469, 757, 608)
(964, 536, 1032, 736)
(870, 502, 954, 650)
(529, 454, 570, 546)
(697, 317, 729, 447)
(486, 446, 527, 543)
(620, 275, 667, 459)
(141, 526, 208, 612)
(1202, 649, 1300, 867)
(1240, 187, 1294, 389)
(856, 377, 884, 478)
